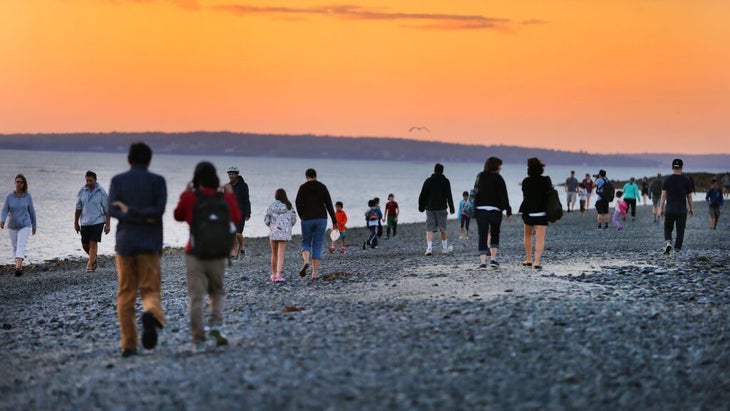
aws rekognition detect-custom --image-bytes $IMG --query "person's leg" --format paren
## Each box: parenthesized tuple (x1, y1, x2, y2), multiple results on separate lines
(276, 241, 287, 277)
(674, 213, 688, 251)
(115, 255, 139, 352)
(392, 218, 398, 237)
(629, 199, 637, 218)
(533, 225, 547, 266)
(206, 258, 226, 330)
(13, 227, 31, 272)
(269, 239, 277, 280)
(475, 210, 489, 264)
(300, 220, 314, 274)
(664, 213, 676, 244)
(523, 224, 534, 264)
(185, 254, 207, 344)
(465, 216, 471, 238)
(138, 253, 165, 326)
(370, 226, 378, 247)
(310, 219, 326, 278)
(488, 211, 502, 261)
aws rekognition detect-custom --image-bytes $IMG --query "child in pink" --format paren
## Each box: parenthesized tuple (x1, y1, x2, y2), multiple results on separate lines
(613, 190, 628, 230)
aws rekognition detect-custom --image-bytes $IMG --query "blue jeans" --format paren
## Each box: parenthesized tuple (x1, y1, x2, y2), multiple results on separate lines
(476, 209, 503, 254)
(301, 218, 327, 259)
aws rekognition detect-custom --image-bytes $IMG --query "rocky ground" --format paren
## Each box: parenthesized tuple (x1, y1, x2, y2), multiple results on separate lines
(1, 203, 728, 411)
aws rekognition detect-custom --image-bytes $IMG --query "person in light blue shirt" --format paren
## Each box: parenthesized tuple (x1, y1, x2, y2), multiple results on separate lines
(74, 170, 111, 273)
(622, 177, 641, 221)
(1, 174, 37, 276)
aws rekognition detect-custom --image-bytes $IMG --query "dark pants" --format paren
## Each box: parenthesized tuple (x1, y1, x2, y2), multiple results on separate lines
(476, 209, 503, 253)
(367, 225, 378, 247)
(625, 198, 637, 217)
(664, 212, 687, 251)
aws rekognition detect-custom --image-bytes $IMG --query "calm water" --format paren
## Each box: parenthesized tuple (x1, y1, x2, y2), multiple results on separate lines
(0, 149, 716, 264)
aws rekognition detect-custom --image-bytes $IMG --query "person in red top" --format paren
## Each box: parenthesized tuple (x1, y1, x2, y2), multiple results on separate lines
(329, 201, 348, 254)
(383, 193, 399, 239)
(582, 173, 594, 209)
(173, 161, 240, 353)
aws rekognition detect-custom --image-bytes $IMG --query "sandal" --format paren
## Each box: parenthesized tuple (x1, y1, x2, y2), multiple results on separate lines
(522, 261, 533, 267)
(274, 276, 285, 283)
(533, 265, 543, 270)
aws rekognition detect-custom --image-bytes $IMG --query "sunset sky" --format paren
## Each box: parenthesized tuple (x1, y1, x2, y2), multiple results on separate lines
(1, 0, 728, 154)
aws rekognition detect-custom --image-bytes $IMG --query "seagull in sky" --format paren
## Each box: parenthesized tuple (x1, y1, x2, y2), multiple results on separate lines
(409, 126, 430, 133)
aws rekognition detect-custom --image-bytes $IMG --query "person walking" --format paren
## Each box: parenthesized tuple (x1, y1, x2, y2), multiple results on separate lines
(594, 169, 611, 229)
(383, 193, 399, 239)
(705, 179, 723, 229)
(582, 173, 594, 209)
(295, 168, 337, 280)
(225, 166, 251, 259)
(363, 198, 382, 249)
(418, 163, 455, 256)
(1, 174, 37, 276)
(173, 162, 240, 352)
(612, 191, 628, 230)
(649, 173, 663, 223)
(108, 142, 167, 358)
(264, 188, 297, 282)
(474, 157, 512, 269)
(622, 177, 640, 221)
(74, 170, 111, 273)
(519, 158, 552, 270)
(457, 191, 471, 240)
(564, 170, 579, 212)
(640, 176, 650, 205)
(659, 159, 694, 255)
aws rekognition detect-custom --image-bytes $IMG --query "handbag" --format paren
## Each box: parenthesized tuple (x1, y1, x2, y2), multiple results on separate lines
(546, 186, 563, 223)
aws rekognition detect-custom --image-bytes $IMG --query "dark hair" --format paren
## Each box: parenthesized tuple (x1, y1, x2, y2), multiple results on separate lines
(85, 170, 97, 180)
(335, 201, 344, 207)
(374, 197, 380, 203)
(484, 156, 502, 173)
(711, 179, 717, 184)
(192, 161, 220, 189)
(388, 193, 394, 198)
(434, 163, 444, 173)
(305, 168, 317, 179)
(14, 174, 28, 194)
(616, 190, 623, 198)
(629, 177, 635, 183)
(368, 199, 375, 207)
(462, 191, 469, 197)
(527, 157, 544, 177)
(128, 142, 152, 166)
(275, 188, 292, 210)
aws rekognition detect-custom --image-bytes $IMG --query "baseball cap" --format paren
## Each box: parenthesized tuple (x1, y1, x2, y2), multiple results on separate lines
(226, 166, 239, 173)
(671, 158, 683, 169)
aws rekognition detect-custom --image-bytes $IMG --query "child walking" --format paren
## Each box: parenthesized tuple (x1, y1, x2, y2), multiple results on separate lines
(457, 191, 471, 240)
(383, 193, 399, 239)
(612, 190, 628, 230)
(578, 183, 587, 215)
(264, 188, 297, 282)
(329, 201, 348, 253)
(363, 198, 382, 249)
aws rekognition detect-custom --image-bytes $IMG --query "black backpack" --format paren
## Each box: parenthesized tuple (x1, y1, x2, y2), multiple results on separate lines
(597, 178, 615, 202)
(190, 190, 235, 260)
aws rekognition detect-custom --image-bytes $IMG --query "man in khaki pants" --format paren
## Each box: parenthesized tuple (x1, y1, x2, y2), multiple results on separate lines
(109, 142, 167, 358)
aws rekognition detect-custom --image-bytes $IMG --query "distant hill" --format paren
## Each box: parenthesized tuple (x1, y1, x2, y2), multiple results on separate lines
(1, 132, 728, 170)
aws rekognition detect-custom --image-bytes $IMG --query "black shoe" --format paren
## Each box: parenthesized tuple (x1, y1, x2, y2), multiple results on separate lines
(663, 241, 672, 255)
(603, 224, 609, 229)
(240, 248, 245, 257)
(479, 263, 487, 269)
(141, 312, 159, 350)
(362, 241, 367, 250)
(489, 260, 499, 268)
(14, 270, 23, 277)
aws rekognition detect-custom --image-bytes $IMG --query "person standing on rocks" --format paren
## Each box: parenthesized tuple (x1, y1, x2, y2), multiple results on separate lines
(519, 158, 552, 270)
(622, 177, 640, 221)
(295, 168, 337, 280)
(705, 179, 723, 230)
(581, 173, 594, 209)
(418, 163, 455, 256)
(1, 174, 37, 276)
(174, 162, 240, 352)
(594, 169, 611, 229)
(74, 170, 111, 273)
(108, 142, 167, 358)
(264, 188, 297, 282)
(659, 158, 694, 255)
(649, 173, 663, 223)
(474, 156, 512, 269)
(225, 166, 251, 259)
(564, 170, 579, 212)
(383, 193, 399, 239)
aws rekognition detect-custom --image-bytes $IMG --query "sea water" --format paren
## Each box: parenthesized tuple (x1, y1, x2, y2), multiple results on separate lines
(0, 149, 717, 264)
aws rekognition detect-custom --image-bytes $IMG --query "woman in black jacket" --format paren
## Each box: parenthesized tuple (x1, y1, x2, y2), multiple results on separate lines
(474, 156, 512, 269)
(519, 157, 552, 269)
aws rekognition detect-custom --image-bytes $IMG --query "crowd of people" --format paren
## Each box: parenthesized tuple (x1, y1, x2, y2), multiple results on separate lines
(1, 141, 720, 357)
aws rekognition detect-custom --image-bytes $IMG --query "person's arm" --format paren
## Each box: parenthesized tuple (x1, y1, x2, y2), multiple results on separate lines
(687, 193, 694, 216)
(659, 190, 667, 216)
(28, 194, 37, 235)
(0, 195, 8, 229)
(74, 209, 81, 233)
(446, 181, 455, 214)
(101, 188, 111, 234)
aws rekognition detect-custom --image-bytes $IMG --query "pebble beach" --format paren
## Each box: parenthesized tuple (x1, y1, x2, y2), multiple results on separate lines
(1, 202, 728, 411)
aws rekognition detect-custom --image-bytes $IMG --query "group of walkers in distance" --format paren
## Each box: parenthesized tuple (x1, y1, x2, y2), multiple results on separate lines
(0, 140, 723, 357)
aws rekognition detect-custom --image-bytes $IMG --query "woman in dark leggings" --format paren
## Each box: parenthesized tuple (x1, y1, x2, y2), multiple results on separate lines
(474, 156, 512, 269)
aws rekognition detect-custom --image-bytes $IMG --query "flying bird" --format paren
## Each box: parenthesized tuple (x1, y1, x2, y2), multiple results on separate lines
(409, 126, 430, 133)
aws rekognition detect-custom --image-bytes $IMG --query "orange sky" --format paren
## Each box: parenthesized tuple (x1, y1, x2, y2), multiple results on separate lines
(1, 0, 728, 154)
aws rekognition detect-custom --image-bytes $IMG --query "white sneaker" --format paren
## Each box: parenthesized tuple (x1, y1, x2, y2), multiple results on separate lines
(425, 248, 433, 256)
(663, 241, 672, 255)
(442, 245, 454, 254)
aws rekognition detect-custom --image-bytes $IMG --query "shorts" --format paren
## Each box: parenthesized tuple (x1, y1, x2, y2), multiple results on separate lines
(566, 192, 577, 203)
(425, 209, 448, 232)
(522, 214, 548, 226)
(709, 207, 720, 220)
(595, 199, 609, 214)
(339, 231, 347, 239)
(652, 197, 660, 207)
(80, 223, 104, 243)
(235, 218, 246, 234)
